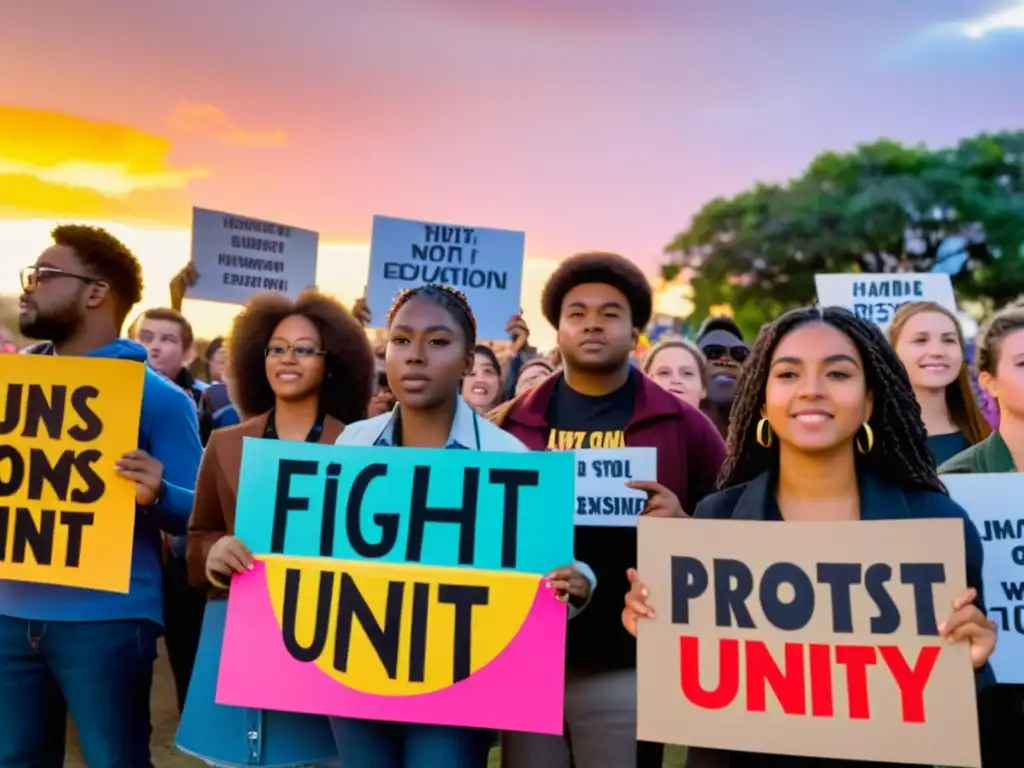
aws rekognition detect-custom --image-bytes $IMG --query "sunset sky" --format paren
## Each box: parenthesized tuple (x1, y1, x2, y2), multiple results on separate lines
(1, 0, 1021, 347)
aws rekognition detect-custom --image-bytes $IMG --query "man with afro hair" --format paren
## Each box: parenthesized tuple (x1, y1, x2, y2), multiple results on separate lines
(696, 314, 750, 439)
(490, 252, 726, 768)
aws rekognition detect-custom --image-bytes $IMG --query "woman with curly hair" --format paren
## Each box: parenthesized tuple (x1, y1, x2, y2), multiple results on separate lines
(176, 289, 374, 767)
(622, 307, 996, 767)
(888, 301, 990, 464)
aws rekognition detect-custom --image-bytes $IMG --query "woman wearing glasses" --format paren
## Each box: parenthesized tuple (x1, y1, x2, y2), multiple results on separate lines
(695, 316, 750, 439)
(177, 290, 375, 767)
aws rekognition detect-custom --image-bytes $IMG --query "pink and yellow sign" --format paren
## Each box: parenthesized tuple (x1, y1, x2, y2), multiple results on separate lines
(216, 440, 577, 733)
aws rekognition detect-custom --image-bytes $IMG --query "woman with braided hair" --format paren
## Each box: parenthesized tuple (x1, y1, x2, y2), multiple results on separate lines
(622, 306, 996, 767)
(329, 284, 594, 767)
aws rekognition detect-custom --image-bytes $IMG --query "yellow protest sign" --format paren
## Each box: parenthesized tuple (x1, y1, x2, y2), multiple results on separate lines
(265, 557, 539, 696)
(0, 354, 144, 592)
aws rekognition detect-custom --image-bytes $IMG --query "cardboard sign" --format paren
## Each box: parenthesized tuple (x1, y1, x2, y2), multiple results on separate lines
(189, 207, 319, 304)
(574, 448, 657, 527)
(365, 215, 525, 340)
(637, 517, 981, 767)
(942, 474, 1024, 684)
(218, 441, 575, 734)
(814, 273, 956, 328)
(0, 355, 144, 592)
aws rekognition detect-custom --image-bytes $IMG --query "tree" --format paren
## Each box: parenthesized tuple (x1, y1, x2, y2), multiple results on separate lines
(665, 131, 1024, 326)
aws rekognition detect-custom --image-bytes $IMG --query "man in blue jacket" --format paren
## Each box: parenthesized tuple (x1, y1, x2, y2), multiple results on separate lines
(1, 225, 202, 767)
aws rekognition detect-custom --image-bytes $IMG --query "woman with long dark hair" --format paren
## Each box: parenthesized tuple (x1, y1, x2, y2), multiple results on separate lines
(623, 306, 996, 767)
(177, 290, 374, 767)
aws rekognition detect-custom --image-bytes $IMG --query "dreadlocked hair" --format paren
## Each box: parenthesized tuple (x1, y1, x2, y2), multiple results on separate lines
(719, 306, 946, 495)
(386, 284, 477, 350)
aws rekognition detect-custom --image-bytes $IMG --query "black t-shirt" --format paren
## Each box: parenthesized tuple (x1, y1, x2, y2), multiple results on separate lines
(546, 373, 638, 671)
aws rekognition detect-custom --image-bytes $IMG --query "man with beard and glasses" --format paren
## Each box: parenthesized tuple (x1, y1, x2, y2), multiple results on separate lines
(1, 225, 202, 767)
(695, 315, 750, 439)
(490, 252, 726, 768)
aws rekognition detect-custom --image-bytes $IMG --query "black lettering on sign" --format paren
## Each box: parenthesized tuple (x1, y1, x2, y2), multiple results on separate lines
(271, 459, 318, 554)
(438, 584, 490, 683)
(381, 262, 507, 292)
(0, 384, 103, 441)
(271, 460, 535, 569)
(278, 565, 493, 686)
(0, 507, 98, 567)
(575, 496, 645, 517)
(406, 466, 480, 566)
(346, 463, 398, 559)
(281, 568, 334, 662)
(590, 459, 634, 478)
(670, 556, 945, 636)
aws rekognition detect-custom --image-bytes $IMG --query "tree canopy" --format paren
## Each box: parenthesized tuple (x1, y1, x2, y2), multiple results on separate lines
(664, 131, 1024, 336)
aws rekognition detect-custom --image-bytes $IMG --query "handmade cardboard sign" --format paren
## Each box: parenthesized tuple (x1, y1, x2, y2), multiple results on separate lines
(636, 517, 981, 767)
(0, 355, 144, 592)
(218, 441, 575, 734)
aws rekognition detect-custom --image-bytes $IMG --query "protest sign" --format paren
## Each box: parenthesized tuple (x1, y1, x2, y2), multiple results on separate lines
(189, 207, 319, 304)
(218, 441, 575, 734)
(636, 517, 981, 767)
(365, 215, 525, 340)
(814, 273, 956, 328)
(942, 474, 1024, 684)
(0, 355, 144, 592)
(573, 448, 657, 527)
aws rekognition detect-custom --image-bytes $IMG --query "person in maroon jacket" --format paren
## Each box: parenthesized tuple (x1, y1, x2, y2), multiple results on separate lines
(489, 252, 727, 768)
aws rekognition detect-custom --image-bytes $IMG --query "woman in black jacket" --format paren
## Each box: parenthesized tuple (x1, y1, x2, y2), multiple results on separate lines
(623, 307, 996, 767)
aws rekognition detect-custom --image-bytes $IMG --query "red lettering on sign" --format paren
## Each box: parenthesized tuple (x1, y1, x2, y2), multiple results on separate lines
(677, 636, 940, 724)
(878, 645, 940, 723)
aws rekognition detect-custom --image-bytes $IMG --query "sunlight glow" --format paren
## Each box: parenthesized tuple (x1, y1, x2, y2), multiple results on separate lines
(0, 219, 562, 349)
(0, 158, 207, 197)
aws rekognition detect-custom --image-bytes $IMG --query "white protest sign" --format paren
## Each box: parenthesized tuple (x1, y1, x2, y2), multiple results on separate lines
(574, 448, 657, 527)
(941, 473, 1024, 684)
(188, 207, 319, 304)
(365, 215, 525, 340)
(814, 273, 956, 328)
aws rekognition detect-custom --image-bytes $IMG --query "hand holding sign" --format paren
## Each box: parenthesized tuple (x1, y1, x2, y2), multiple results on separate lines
(939, 587, 997, 669)
(545, 564, 592, 604)
(169, 262, 198, 312)
(115, 450, 164, 507)
(623, 568, 654, 636)
(626, 480, 684, 518)
(352, 294, 372, 327)
(506, 311, 529, 353)
(206, 535, 254, 589)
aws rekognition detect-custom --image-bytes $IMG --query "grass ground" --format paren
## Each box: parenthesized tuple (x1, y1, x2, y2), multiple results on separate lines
(65, 641, 689, 767)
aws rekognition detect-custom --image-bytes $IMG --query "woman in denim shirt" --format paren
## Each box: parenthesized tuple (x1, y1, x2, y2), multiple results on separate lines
(331, 284, 596, 768)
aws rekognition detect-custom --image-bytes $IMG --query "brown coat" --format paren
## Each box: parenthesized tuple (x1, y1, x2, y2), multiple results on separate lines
(186, 411, 345, 597)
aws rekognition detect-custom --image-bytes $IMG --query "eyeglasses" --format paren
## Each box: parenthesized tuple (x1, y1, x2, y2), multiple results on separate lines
(702, 344, 750, 364)
(20, 265, 105, 292)
(265, 344, 324, 359)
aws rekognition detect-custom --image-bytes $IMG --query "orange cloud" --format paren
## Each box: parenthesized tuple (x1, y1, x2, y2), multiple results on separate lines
(0, 105, 204, 222)
(170, 102, 288, 148)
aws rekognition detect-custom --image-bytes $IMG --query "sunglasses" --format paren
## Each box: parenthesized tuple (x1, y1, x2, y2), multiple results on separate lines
(20, 265, 105, 292)
(702, 344, 750, 364)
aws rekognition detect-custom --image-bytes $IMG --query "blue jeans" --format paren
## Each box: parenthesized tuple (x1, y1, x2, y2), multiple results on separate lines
(329, 718, 493, 768)
(0, 615, 158, 768)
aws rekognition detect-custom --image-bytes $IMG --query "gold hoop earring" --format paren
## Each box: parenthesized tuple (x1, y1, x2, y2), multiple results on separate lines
(856, 422, 874, 454)
(756, 418, 773, 448)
